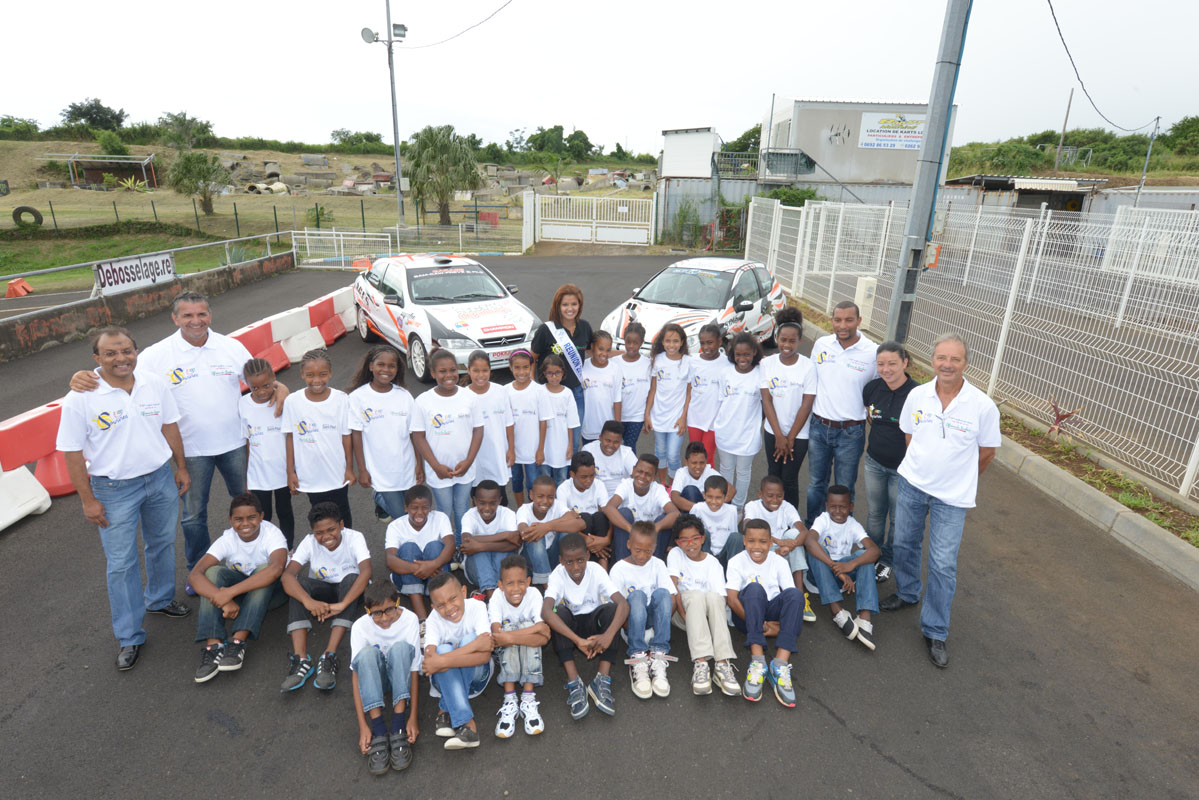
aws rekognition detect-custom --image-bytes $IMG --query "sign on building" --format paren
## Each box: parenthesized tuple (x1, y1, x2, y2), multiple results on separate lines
(858, 112, 927, 150)
(94, 252, 176, 295)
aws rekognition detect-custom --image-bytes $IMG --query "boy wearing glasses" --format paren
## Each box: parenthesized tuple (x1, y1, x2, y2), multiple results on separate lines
(351, 581, 421, 776)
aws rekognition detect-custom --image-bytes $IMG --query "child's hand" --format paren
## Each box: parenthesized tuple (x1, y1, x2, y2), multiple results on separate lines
(307, 599, 331, 619)
(422, 651, 446, 675)
(415, 561, 439, 580)
(642, 419, 653, 434)
(460, 534, 480, 555)
(675, 416, 687, 436)
(840, 574, 855, 593)
(415, 465, 425, 485)
(520, 525, 546, 543)
(212, 587, 237, 608)
(535, 448, 545, 465)
(595, 631, 615, 654)
(772, 438, 791, 462)
(506, 450, 516, 468)
(406, 716, 420, 744)
(221, 601, 240, 619)
(359, 726, 373, 755)
(831, 561, 850, 576)
(343, 468, 356, 486)
(357, 469, 372, 489)
(432, 462, 453, 480)
(287, 471, 300, 495)
(776, 541, 794, 557)
(451, 459, 472, 478)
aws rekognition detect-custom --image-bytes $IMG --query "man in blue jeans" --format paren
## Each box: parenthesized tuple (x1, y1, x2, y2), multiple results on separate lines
(58, 327, 193, 671)
(880, 334, 1000, 668)
(805, 301, 878, 525)
(422, 572, 495, 750)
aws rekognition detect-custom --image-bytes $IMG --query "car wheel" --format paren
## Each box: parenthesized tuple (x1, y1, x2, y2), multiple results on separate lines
(408, 336, 433, 383)
(356, 306, 380, 343)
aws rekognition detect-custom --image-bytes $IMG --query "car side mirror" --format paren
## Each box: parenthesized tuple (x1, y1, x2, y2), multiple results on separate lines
(506, 284, 519, 295)
(383, 293, 402, 306)
(632, 287, 641, 294)
(735, 299, 754, 312)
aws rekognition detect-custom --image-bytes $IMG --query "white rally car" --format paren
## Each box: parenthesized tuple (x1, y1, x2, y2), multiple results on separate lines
(600, 257, 786, 353)
(353, 254, 540, 381)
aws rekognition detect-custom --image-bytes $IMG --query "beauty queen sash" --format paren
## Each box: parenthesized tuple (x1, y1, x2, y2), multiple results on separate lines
(546, 321, 584, 381)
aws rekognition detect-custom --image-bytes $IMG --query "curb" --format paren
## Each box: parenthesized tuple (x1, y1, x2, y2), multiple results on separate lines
(300, 252, 522, 266)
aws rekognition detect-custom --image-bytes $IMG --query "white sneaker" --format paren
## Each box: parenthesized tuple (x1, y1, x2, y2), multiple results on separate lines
(650, 652, 673, 698)
(713, 660, 741, 697)
(626, 652, 652, 699)
(495, 696, 519, 739)
(691, 659, 712, 695)
(853, 617, 876, 651)
(520, 695, 545, 735)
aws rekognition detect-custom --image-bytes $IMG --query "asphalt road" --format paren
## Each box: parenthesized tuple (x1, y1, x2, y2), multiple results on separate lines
(2, 257, 1196, 799)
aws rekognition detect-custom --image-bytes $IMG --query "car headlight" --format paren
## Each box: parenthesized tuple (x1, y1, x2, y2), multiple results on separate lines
(435, 337, 477, 351)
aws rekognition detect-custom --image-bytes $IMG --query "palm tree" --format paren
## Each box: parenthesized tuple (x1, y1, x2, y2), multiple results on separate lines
(406, 124, 482, 226)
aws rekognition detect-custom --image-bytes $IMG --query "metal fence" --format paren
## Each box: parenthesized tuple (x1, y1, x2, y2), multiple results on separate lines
(294, 221, 526, 264)
(746, 195, 1199, 502)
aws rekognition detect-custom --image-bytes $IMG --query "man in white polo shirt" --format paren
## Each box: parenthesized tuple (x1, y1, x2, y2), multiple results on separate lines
(58, 327, 192, 671)
(880, 333, 1000, 669)
(70, 291, 288, 581)
(804, 301, 878, 524)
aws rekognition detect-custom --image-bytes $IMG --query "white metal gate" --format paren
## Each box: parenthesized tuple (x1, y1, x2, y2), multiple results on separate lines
(535, 194, 656, 246)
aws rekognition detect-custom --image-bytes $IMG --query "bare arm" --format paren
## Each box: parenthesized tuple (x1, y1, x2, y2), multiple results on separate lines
(670, 490, 696, 512)
(726, 588, 746, 621)
(410, 431, 449, 480)
(643, 376, 658, 432)
(542, 595, 587, 649)
(602, 494, 631, 532)
(655, 501, 679, 533)
(493, 621, 551, 648)
(161, 421, 191, 495)
(979, 446, 997, 474)
(351, 430, 371, 488)
(341, 434, 354, 485)
(285, 432, 299, 493)
(64, 451, 106, 527)
(422, 633, 493, 674)
(787, 394, 816, 441)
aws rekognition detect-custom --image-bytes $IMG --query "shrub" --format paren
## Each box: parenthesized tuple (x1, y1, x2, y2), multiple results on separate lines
(95, 129, 129, 156)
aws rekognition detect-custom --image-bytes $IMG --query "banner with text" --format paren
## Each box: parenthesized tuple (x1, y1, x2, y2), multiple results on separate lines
(858, 112, 927, 150)
(94, 252, 176, 295)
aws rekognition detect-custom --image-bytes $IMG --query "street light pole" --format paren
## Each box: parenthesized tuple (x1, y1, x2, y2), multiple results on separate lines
(383, 1, 406, 230)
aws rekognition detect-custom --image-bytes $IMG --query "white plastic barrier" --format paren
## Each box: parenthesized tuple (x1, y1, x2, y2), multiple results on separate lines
(328, 287, 354, 314)
(265, 307, 311, 342)
(0, 467, 52, 532)
(280, 328, 327, 362)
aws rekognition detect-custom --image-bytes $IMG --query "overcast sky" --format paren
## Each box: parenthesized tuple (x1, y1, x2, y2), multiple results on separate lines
(7, 0, 1194, 153)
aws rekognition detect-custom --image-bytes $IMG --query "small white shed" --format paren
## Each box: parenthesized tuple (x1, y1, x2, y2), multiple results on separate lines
(660, 127, 719, 179)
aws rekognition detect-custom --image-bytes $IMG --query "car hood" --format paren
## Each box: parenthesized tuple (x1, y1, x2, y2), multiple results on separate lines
(603, 300, 719, 343)
(425, 297, 536, 341)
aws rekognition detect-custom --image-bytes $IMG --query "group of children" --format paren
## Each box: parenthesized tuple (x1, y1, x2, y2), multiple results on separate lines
(187, 321, 884, 773)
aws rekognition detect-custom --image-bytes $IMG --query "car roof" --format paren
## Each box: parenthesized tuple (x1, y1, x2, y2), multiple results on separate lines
(664, 256, 759, 273)
(370, 254, 485, 271)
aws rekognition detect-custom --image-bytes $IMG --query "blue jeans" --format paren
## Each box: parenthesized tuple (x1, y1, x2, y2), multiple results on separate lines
(732, 583, 802, 652)
(807, 551, 879, 613)
(494, 620, 544, 686)
(432, 635, 493, 728)
(392, 540, 447, 595)
(430, 482, 471, 546)
(354, 641, 417, 713)
(805, 420, 865, 524)
(545, 465, 568, 485)
(181, 446, 248, 571)
(194, 565, 286, 642)
(626, 588, 672, 655)
(892, 475, 969, 641)
(521, 536, 557, 584)
(90, 460, 180, 646)
(654, 430, 684, 475)
(621, 421, 642, 450)
(863, 453, 898, 567)
(510, 463, 547, 495)
(464, 550, 506, 592)
(571, 384, 585, 452)
(374, 489, 407, 520)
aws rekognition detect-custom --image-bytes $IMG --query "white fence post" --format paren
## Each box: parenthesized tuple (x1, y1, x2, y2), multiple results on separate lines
(788, 205, 807, 296)
(459, 224, 464, 252)
(797, 205, 815, 299)
(767, 201, 783, 272)
(988, 218, 1035, 397)
(826, 205, 846, 314)
(1025, 209, 1052, 302)
(874, 201, 893, 275)
(650, 190, 658, 245)
(1181, 433, 1199, 498)
(744, 198, 755, 260)
(1114, 218, 1151, 329)
(961, 203, 983, 286)
(810, 206, 827, 305)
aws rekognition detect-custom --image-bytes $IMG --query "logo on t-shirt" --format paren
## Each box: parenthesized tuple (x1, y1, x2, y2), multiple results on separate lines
(430, 413, 456, 430)
(814, 351, 831, 365)
(92, 409, 129, 431)
(362, 407, 384, 423)
(168, 366, 199, 385)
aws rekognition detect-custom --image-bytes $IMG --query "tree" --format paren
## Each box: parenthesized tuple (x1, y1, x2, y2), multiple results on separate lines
(462, 133, 483, 151)
(506, 127, 528, 153)
(61, 98, 127, 130)
(531, 153, 575, 192)
(406, 125, 482, 225)
(0, 115, 40, 140)
(159, 111, 215, 150)
(166, 151, 229, 215)
(331, 128, 384, 148)
(566, 129, 594, 160)
(527, 125, 566, 154)
(724, 124, 761, 153)
(94, 129, 129, 156)
(612, 142, 629, 160)
(479, 142, 505, 163)
(1163, 115, 1199, 156)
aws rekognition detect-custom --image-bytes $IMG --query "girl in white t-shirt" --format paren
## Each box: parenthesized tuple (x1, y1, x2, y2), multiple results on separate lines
(616, 322, 650, 449)
(283, 349, 354, 528)
(240, 358, 294, 545)
(540, 354, 579, 484)
(466, 351, 515, 505)
(347, 345, 422, 523)
(687, 324, 725, 467)
(506, 350, 551, 506)
(644, 323, 692, 483)
(760, 307, 817, 512)
(580, 331, 622, 446)
(412, 349, 484, 543)
(713, 333, 765, 507)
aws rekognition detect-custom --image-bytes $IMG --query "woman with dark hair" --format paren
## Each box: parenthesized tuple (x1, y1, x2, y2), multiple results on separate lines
(531, 283, 593, 451)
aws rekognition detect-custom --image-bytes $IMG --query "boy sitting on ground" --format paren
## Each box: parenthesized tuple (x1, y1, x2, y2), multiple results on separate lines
(689, 474, 743, 566)
(460, 480, 521, 599)
(669, 441, 722, 512)
(744, 475, 816, 623)
(582, 420, 638, 494)
(384, 485, 454, 620)
(490, 554, 550, 738)
(602, 454, 679, 560)
(803, 485, 880, 651)
(422, 572, 494, 750)
(558, 451, 613, 565)
(609, 521, 678, 699)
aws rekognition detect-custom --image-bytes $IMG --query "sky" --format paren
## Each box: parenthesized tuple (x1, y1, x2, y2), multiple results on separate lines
(6, 0, 1195, 153)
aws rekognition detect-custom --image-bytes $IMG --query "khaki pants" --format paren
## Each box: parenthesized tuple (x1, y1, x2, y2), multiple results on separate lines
(672, 590, 736, 662)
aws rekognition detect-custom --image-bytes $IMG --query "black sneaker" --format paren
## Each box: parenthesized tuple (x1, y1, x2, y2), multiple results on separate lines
(147, 600, 192, 618)
(875, 564, 892, 583)
(218, 640, 245, 672)
(194, 643, 222, 683)
(280, 654, 313, 692)
(389, 732, 413, 771)
(313, 651, 338, 690)
(435, 711, 455, 737)
(444, 724, 480, 750)
(366, 735, 389, 776)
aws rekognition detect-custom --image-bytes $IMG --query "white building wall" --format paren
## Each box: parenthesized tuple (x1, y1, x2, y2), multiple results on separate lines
(660, 129, 719, 178)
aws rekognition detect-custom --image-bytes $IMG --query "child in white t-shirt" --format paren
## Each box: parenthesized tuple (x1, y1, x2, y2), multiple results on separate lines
(616, 322, 651, 449)
(283, 349, 354, 528)
(667, 514, 740, 697)
(686, 324, 726, 467)
(644, 323, 692, 483)
(240, 358, 294, 546)
(351, 581, 421, 775)
(384, 485, 454, 620)
(540, 354, 580, 484)
(580, 330, 622, 445)
(490, 554, 550, 738)
(743, 475, 815, 623)
(803, 485, 879, 651)
(422, 572, 494, 751)
(713, 333, 764, 507)
(669, 441, 722, 512)
(602, 454, 679, 561)
(517, 474, 585, 585)
(725, 520, 802, 709)
(690, 474, 743, 566)
(347, 345, 420, 522)
(542, 533, 630, 721)
(558, 451, 612, 566)
(465, 351, 515, 505)
(189, 492, 288, 683)
(460, 480, 520, 598)
(506, 350, 552, 507)
(609, 521, 677, 700)
(280, 501, 372, 693)
(583, 421, 638, 495)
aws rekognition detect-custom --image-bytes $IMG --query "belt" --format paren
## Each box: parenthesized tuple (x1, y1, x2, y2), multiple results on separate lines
(813, 414, 865, 429)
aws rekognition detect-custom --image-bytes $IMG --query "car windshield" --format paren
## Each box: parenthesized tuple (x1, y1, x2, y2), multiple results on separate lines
(634, 266, 733, 309)
(406, 265, 507, 305)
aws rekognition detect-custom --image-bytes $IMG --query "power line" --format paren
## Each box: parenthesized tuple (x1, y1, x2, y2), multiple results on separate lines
(407, 0, 515, 50)
(1044, 0, 1157, 133)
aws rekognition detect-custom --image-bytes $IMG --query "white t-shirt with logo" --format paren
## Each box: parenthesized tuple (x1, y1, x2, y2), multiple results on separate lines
(609, 556, 677, 598)
(666, 547, 726, 594)
(810, 512, 869, 561)
(810, 334, 879, 422)
(687, 353, 727, 431)
(412, 388, 484, 489)
(545, 561, 619, 615)
(205, 520, 288, 576)
(424, 597, 491, 650)
(467, 383, 514, 485)
(713, 364, 763, 457)
(617, 355, 652, 423)
(516, 499, 572, 550)
(282, 390, 351, 493)
(743, 499, 804, 540)
(347, 383, 417, 492)
(385, 510, 453, 552)
(583, 441, 638, 495)
(542, 388, 580, 469)
(488, 586, 543, 630)
(670, 465, 721, 497)
(580, 359, 621, 440)
(557, 477, 609, 515)
(240, 394, 287, 491)
(759, 353, 818, 439)
(613, 478, 670, 521)
(725, 550, 795, 601)
(690, 503, 740, 553)
(290, 527, 370, 583)
(56, 369, 179, 480)
(648, 354, 692, 431)
(349, 609, 423, 672)
(462, 505, 518, 575)
(507, 382, 553, 465)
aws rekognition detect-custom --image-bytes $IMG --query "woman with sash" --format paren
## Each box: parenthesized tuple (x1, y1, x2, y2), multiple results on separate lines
(531, 284, 593, 452)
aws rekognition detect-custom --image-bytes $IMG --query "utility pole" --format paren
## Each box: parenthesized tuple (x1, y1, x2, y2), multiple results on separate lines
(1052, 87, 1073, 174)
(1133, 116, 1160, 208)
(885, 0, 972, 343)
(384, 0, 406, 226)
